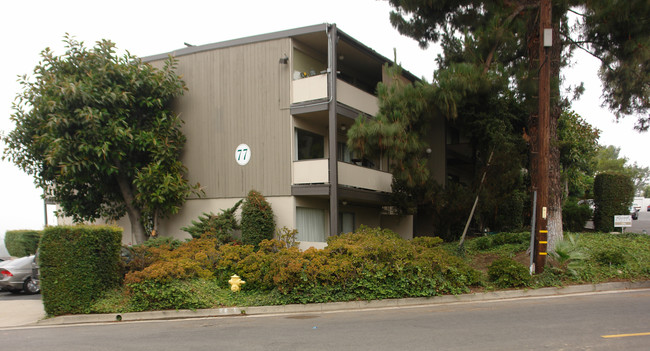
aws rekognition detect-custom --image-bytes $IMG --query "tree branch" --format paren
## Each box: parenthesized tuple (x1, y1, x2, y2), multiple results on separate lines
(560, 32, 614, 72)
(483, 4, 539, 74)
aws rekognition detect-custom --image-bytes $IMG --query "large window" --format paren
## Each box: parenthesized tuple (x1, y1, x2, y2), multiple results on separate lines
(296, 207, 326, 242)
(296, 128, 324, 160)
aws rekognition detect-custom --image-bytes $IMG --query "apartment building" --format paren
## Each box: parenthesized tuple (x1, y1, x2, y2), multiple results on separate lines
(115, 24, 461, 248)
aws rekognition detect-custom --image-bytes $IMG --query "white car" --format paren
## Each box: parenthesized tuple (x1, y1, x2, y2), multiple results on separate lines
(0, 255, 40, 294)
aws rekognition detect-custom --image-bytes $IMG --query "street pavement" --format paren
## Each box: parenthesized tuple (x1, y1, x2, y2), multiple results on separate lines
(1, 281, 649, 329)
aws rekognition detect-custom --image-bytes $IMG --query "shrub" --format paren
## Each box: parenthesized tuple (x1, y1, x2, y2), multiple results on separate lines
(276, 226, 299, 248)
(549, 234, 587, 277)
(181, 200, 242, 243)
(593, 172, 634, 232)
(124, 237, 219, 284)
(562, 200, 593, 232)
(487, 257, 530, 288)
(592, 247, 626, 266)
(240, 190, 275, 247)
(214, 226, 481, 303)
(4, 230, 41, 257)
(493, 190, 526, 232)
(39, 225, 122, 315)
(128, 280, 210, 311)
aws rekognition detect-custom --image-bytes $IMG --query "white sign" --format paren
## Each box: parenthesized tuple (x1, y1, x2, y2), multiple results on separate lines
(614, 215, 632, 228)
(235, 144, 250, 166)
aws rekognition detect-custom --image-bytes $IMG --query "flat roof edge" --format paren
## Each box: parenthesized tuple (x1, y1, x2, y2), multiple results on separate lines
(142, 23, 329, 62)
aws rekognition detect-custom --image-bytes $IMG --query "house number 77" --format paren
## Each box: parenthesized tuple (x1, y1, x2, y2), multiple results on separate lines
(235, 144, 251, 165)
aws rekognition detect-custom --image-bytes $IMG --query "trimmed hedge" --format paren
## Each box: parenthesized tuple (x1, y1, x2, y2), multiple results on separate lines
(240, 190, 275, 247)
(40, 225, 123, 315)
(593, 172, 634, 232)
(4, 230, 41, 257)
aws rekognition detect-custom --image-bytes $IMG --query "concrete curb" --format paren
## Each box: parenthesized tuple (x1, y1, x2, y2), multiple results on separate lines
(34, 281, 650, 326)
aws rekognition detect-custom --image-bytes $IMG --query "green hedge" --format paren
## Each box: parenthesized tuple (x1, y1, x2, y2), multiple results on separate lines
(240, 190, 275, 246)
(593, 172, 634, 232)
(4, 230, 41, 257)
(40, 225, 123, 316)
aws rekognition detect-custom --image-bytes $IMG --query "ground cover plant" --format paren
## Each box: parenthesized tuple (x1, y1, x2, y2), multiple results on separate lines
(86, 229, 650, 314)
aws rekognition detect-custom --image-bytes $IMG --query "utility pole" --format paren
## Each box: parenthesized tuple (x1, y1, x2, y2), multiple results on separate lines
(534, 0, 552, 274)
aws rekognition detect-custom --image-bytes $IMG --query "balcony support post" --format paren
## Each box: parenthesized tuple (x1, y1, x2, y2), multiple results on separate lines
(327, 24, 339, 237)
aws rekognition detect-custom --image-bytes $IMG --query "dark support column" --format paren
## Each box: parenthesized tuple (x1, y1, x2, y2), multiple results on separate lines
(328, 24, 339, 237)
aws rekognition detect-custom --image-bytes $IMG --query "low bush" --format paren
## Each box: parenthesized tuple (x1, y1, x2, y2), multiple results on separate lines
(468, 232, 529, 253)
(592, 247, 626, 267)
(181, 200, 242, 243)
(124, 237, 219, 284)
(487, 257, 530, 288)
(40, 225, 122, 315)
(216, 226, 481, 303)
(4, 230, 41, 257)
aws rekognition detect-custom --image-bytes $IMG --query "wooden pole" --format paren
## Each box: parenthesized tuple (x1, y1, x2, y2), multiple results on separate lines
(535, 0, 551, 274)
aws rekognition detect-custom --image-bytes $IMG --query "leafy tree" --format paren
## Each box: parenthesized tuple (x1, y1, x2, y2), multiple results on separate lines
(557, 110, 600, 198)
(2, 36, 200, 244)
(644, 185, 650, 198)
(594, 145, 627, 173)
(594, 145, 650, 195)
(375, 0, 648, 250)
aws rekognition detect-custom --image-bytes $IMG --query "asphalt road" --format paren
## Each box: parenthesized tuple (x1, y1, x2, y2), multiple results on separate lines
(1, 289, 649, 351)
(629, 209, 650, 234)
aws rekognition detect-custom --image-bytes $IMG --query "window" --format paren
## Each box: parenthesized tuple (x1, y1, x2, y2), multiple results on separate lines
(296, 207, 326, 242)
(339, 212, 355, 234)
(296, 129, 324, 160)
(337, 142, 353, 163)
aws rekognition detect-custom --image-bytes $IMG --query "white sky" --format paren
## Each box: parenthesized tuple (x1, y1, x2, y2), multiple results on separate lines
(1, 0, 647, 255)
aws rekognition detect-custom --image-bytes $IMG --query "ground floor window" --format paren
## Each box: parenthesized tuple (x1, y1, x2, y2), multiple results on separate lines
(296, 207, 326, 242)
(339, 212, 355, 234)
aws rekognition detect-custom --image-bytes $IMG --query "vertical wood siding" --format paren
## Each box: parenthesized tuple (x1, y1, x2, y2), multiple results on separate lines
(166, 39, 293, 198)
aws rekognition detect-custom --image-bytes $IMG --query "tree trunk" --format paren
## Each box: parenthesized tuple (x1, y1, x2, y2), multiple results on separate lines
(547, 12, 564, 252)
(115, 173, 147, 245)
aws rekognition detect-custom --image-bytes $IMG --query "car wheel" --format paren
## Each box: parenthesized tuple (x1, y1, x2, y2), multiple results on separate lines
(23, 277, 40, 294)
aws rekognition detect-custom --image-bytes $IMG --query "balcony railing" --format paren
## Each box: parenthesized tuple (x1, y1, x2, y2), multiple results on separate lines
(291, 75, 379, 116)
(293, 159, 392, 193)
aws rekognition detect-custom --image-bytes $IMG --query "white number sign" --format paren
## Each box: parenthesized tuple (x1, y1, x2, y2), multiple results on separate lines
(235, 144, 250, 165)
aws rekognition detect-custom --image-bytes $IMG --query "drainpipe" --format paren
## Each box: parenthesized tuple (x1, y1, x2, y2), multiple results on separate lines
(327, 24, 339, 237)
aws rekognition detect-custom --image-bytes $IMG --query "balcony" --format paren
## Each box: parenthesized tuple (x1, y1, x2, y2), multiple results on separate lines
(293, 159, 392, 193)
(291, 75, 379, 116)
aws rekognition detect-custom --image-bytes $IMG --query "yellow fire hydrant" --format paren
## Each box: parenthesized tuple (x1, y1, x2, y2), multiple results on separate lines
(228, 274, 245, 292)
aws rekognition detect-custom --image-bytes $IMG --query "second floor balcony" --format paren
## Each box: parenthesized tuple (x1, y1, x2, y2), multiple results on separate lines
(292, 159, 392, 193)
(291, 74, 379, 117)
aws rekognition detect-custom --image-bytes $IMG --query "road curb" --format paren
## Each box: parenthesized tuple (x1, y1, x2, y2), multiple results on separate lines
(34, 281, 650, 326)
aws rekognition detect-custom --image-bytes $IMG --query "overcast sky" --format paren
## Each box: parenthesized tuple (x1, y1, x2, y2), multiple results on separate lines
(1, 0, 647, 255)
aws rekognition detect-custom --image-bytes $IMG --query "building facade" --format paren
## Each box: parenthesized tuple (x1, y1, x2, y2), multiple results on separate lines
(109, 24, 458, 247)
